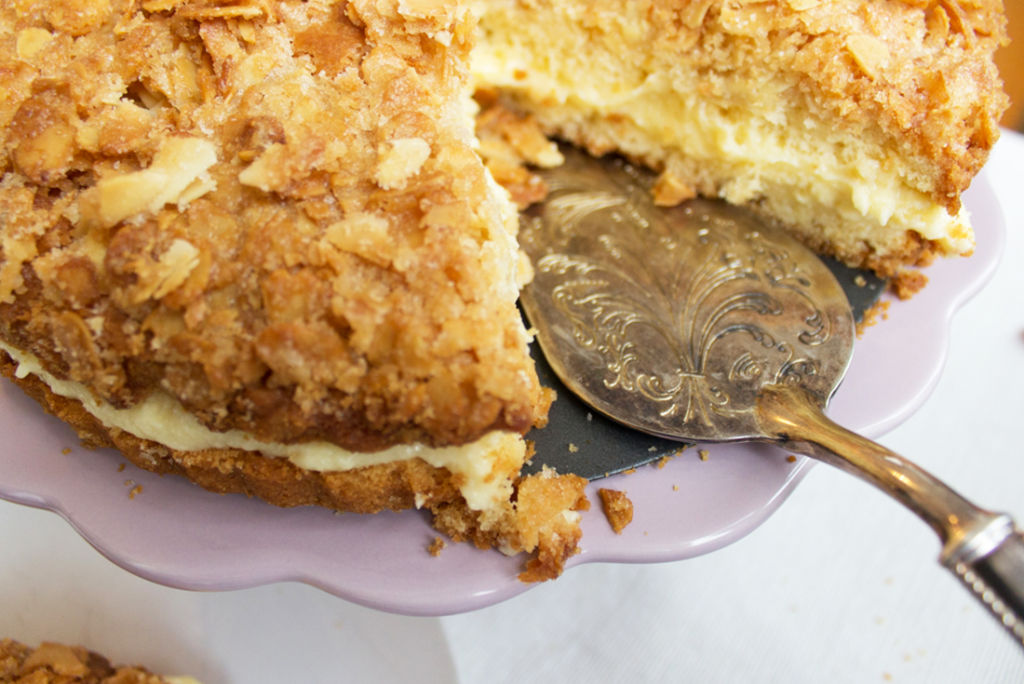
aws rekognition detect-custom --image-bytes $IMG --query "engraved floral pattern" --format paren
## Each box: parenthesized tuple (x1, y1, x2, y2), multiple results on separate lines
(519, 152, 853, 440)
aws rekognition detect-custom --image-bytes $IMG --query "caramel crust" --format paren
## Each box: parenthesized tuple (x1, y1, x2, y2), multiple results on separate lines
(0, 638, 171, 684)
(0, 0, 542, 452)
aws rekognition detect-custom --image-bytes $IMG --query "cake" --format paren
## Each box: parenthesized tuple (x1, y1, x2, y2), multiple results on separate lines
(0, 0, 1007, 579)
(470, 0, 1009, 279)
(598, 488, 634, 535)
(0, 0, 587, 581)
(0, 639, 197, 684)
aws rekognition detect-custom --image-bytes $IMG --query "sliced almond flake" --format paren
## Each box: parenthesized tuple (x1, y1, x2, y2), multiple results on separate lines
(719, 2, 772, 37)
(141, 0, 186, 11)
(323, 212, 394, 267)
(143, 0, 274, 25)
(176, 4, 264, 20)
(149, 239, 201, 300)
(397, 0, 441, 18)
(680, 0, 714, 28)
(926, 3, 952, 44)
(81, 136, 218, 228)
(937, 0, 974, 45)
(846, 33, 890, 80)
(375, 138, 431, 190)
(0, 234, 37, 304)
(236, 19, 256, 42)
(15, 28, 53, 60)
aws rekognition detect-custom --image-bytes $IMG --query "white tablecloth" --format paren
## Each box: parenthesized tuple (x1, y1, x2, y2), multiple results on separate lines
(1, 131, 1022, 683)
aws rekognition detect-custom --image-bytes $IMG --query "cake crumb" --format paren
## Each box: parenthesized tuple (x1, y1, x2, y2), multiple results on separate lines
(123, 478, 143, 499)
(656, 455, 671, 468)
(568, 442, 579, 453)
(856, 299, 891, 337)
(514, 468, 589, 582)
(428, 536, 447, 557)
(672, 484, 679, 491)
(698, 449, 709, 461)
(474, 95, 559, 208)
(890, 269, 928, 300)
(61, 447, 72, 455)
(117, 463, 126, 472)
(652, 170, 696, 206)
(786, 455, 797, 463)
(598, 488, 634, 534)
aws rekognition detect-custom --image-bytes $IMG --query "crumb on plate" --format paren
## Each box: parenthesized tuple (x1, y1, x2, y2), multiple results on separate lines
(598, 488, 634, 534)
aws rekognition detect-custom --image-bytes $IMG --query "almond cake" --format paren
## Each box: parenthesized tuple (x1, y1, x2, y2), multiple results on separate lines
(0, 638, 197, 684)
(471, 0, 1009, 278)
(0, 0, 1007, 579)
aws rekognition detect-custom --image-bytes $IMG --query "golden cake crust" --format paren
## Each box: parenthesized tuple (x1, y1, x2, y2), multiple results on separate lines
(0, 0, 543, 452)
(0, 639, 173, 684)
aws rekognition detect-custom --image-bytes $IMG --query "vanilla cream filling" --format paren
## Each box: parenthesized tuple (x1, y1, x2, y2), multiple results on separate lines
(1, 341, 522, 512)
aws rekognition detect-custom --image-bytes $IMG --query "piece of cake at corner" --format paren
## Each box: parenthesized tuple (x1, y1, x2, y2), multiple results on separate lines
(0, 0, 586, 581)
(469, 0, 1009, 282)
(0, 638, 198, 684)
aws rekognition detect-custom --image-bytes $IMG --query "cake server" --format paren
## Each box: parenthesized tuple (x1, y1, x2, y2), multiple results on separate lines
(518, 145, 1024, 647)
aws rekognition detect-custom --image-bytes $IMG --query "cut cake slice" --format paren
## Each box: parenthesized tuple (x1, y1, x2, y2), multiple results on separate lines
(0, 0, 585, 580)
(470, 0, 1009, 280)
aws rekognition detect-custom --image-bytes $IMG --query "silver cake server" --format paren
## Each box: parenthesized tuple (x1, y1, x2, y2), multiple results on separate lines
(519, 145, 1024, 647)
